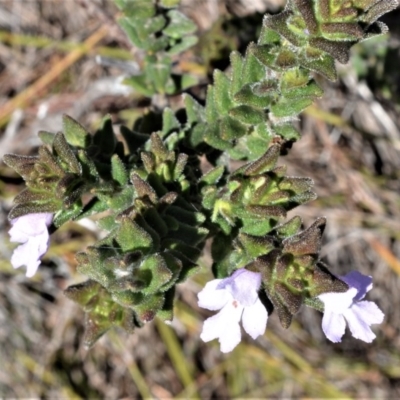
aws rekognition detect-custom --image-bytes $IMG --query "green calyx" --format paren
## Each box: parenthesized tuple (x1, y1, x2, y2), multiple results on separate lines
(64, 280, 137, 347)
(224, 217, 349, 329)
(203, 145, 316, 237)
(262, 0, 397, 70)
(256, 217, 348, 328)
(65, 130, 208, 344)
(3, 115, 127, 226)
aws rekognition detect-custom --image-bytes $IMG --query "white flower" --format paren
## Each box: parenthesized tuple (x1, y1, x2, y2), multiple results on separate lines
(9, 213, 53, 277)
(318, 271, 384, 343)
(198, 268, 268, 353)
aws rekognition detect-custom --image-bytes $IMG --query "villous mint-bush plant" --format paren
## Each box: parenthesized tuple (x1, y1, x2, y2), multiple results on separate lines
(4, 0, 397, 351)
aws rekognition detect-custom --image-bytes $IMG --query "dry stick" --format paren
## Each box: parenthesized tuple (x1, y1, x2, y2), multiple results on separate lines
(0, 25, 109, 128)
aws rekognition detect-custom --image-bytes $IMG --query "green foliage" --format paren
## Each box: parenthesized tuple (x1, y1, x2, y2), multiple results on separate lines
(4, 0, 398, 345)
(202, 144, 317, 238)
(117, 0, 198, 97)
(59, 124, 208, 342)
(64, 280, 137, 347)
(3, 114, 125, 226)
(227, 218, 349, 328)
(178, 0, 398, 160)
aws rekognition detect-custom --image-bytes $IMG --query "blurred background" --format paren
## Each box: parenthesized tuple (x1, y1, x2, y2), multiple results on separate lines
(0, 0, 400, 398)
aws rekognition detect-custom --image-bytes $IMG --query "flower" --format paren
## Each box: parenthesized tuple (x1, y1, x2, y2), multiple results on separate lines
(197, 268, 268, 353)
(9, 213, 53, 277)
(318, 270, 384, 343)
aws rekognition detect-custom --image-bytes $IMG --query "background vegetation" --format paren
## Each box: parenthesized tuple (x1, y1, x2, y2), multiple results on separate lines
(0, 0, 399, 397)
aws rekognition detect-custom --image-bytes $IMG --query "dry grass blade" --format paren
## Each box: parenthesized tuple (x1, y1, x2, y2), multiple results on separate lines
(0, 25, 109, 128)
(367, 238, 400, 276)
(155, 318, 200, 399)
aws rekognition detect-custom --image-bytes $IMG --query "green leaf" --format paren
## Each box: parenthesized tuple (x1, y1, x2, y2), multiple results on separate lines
(9, 202, 60, 220)
(134, 292, 165, 323)
(243, 45, 267, 83)
(118, 18, 143, 48)
(220, 116, 248, 141)
(3, 154, 38, 178)
(173, 153, 188, 180)
(53, 204, 83, 227)
(258, 26, 281, 46)
(238, 233, 275, 258)
(199, 165, 225, 185)
(167, 221, 208, 247)
(273, 124, 301, 141)
(111, 154, 128, 186)
(143, 207, 169, 237)
(282, 80, 323, 100)
(156, 287, 175, 322)
(117, 1, 156, 19)
(53, 132, 81, 174)
(164, 10, 197, 38)
(309, 38, 351, 64)
(184, 95, 204, 125)
(38, 131, 55, 145)
(120, 125, 150, 154)
(147, 57, 173, 93)
(123, 74, 155, 97)
(275, 216, 302, 238)
(116, 217, 154, 253)
(168, 35, 198, 55)
(230, 51, 244, 95)
(146, 35, 170, 53)
(252, 44, 278, 69)
(205, 86, 218, 123)
(97, 214, 119, 231)
(240, 144, 280, 176)
(300, 50, 337, 81)
(140, 254, 173, 295)
(280, 68, 310, 91)
(92, 115, 117, 158)
(213, 70, 233, 114)
(271, 97, 314, 118)
(143, 14, 166, 36)
(162, 108, 180, 137)
(160, 0, 180, 7)
(234, 84, 274, 108)
(229, 105, 265, 125)
(241, 216, 281, 236)
(62, 115, 91, 148)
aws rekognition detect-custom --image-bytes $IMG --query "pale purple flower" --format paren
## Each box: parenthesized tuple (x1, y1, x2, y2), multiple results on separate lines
(9, 213, 53, 277)
(318, 271, 384, 343)
(198, 268, 268, 353)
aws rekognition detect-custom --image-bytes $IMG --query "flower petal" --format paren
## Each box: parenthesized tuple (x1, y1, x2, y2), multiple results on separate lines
(9, 222, 30, 243)
(200, 301, 243, 353)
(321, 309, 346, 343)
(11, 240, 42, 277)
(219, 320, 242, 353)
(242, 298, 268, 339)
(218, 269, 261, 306)
(340, 271, 372, 301)
(9, 213, 53, 240)
(319, 287, 357, 314)
(9, 214, 51, 278)
(344, 301, 384, 343)
(198, 279, 231, 311)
